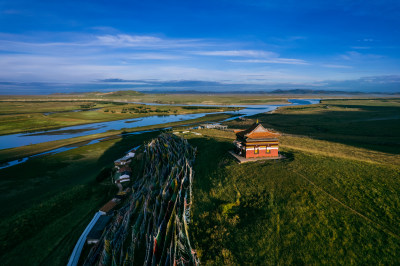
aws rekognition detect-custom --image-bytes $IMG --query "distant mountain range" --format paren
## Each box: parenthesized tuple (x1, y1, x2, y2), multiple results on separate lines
(2, 76, 400, 95)
(48, 88, 400, 96)
(135, 89, 399, 95)
(269, 89, 367, 95)
(52, 90, 144, 96)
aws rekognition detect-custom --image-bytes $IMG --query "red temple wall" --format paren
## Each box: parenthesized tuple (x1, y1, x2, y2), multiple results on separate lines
(245, 148, 278, 158)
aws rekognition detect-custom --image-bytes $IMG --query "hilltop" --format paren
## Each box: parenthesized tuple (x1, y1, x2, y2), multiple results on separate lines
(89, 90, 144, 97)
(51, 90, 144, 97)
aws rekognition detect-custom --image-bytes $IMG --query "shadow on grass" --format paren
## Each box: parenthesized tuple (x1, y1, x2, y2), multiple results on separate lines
(187, 131, 400, 265)
(279, 151, 295, 162)
(0, 130, 161, 265)
(249, 104, 400, 154)
(96, 131, 159, 167)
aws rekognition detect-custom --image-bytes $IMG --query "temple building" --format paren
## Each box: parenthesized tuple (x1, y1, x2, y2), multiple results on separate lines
(233, 121, 280, 158)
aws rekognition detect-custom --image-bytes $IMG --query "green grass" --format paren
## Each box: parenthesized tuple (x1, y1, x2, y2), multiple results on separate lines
(184, 99, 400, 264)
(0, 92, 291, 106)
(0, 184, 112, 265)
(186, 130, 400, 264)
(0, 131, 160, 265)
(0, 100, 239, 135)
(0, 113, 233, 163)
(0, 100, 114, 115)
(0, 114, 231, 265)
(85, 91, 291, 105)
(1, 97, 399, 265)
(226, 98, 400, 154)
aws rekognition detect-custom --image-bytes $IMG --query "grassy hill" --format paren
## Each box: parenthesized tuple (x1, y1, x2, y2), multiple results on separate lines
(92, 90, 144, 97)
(185, 128, 400, 264)
(181, 98, 400, 264)
(0, 100, 237, 136)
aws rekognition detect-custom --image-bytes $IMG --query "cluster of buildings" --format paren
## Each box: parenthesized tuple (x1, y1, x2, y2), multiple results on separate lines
(193, 123, 228, 130)
(114, 151, 135, 166)
(87, 148, 139, 245)
(113, 147, 139, 185)
(68, 147, 139, 266)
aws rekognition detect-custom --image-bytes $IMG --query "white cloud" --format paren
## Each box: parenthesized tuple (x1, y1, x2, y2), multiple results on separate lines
(93, 34, 208, 49)
(341, 51, 384, 61)
(123, 53, 186, 60)
(0, 52, 317, 84)
(195, 50, 278, 57)
(228, 58, 309, 65)
(95, 34, 163, 47)
(2, 32, 374, 85)
(0, 33, 211, 54)
(322, 64, 352, 69)
(197, 49, 309, 65)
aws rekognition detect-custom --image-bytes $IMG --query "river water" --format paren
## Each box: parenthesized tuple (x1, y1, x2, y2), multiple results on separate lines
(0, 99, 319, 169)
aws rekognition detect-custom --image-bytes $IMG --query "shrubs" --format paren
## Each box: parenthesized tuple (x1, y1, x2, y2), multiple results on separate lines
(80, 103, 96, 109)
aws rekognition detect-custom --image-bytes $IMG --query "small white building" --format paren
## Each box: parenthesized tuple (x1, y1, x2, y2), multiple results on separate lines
(199, 123, 228, 130)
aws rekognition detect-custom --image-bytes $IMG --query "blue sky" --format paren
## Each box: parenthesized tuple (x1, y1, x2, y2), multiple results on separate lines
(0, 0, 399, 93)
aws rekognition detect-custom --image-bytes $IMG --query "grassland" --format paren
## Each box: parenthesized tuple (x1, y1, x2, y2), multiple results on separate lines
(86, 92, 291, 105)
(226, 98, 400, 154)
(0, 90, 294, 105)
(0, 101, 104, 114)
(0, 130, 161, 265)
(0, 113, 233, 164)
(0, 111, 231, 265)
(185, 127, 400, 264)
(181, 98, 400, 264)
(1, 96, 399, 265)
(0, 111, 239, 265)
(0, 100, 239, 135)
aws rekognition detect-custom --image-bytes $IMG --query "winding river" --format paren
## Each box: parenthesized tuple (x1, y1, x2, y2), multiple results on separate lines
(0, 99, 319, 169)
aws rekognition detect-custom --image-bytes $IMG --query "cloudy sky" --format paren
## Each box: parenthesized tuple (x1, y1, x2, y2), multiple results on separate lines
(0, 0, 400, 94)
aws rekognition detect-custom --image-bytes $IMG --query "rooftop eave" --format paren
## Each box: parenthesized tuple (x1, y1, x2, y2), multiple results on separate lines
(245, 138, 279, 142)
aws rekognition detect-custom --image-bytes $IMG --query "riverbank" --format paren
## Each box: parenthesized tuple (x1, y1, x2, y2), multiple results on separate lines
(0, 99, 319, 152)
(0, 99, 321, 169)
(0, 100, 240, 136)
(0, 113, 233, 164)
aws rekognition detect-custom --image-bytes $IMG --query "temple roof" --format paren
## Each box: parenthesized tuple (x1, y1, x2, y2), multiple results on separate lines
(236, 122, 279, 140)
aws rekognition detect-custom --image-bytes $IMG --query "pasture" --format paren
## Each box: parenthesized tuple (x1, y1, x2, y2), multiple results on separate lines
(186, 127, 400, 264)
(0, 97, 399, 264)
(0, 100, 239, 135)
